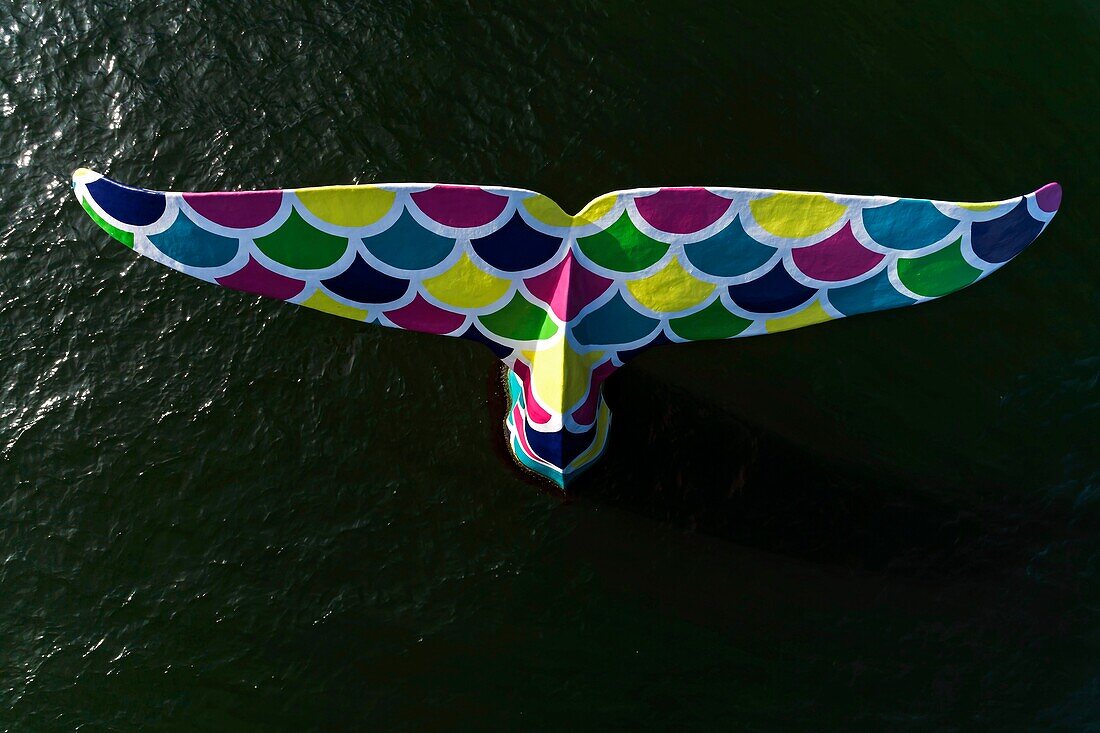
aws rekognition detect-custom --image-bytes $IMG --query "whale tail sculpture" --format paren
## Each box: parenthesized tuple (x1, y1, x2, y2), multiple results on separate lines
(73, 168, 1061, 487)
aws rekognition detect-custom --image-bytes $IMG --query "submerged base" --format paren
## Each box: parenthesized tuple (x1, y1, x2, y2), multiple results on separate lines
(503, 369, 611, 488)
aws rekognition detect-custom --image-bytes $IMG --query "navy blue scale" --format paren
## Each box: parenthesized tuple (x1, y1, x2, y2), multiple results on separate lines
(471, 215, 562, 272)
(728, 261, 816, 313)
(522, 423, 597, 471)
(459, 324, 513, 358)
(86, 176, 166, 226)
(971, 199, 1044, 264)
(322, 254, 410, 305)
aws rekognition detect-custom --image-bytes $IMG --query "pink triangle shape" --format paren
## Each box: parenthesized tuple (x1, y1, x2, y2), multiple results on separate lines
(524, 252, 612, 322)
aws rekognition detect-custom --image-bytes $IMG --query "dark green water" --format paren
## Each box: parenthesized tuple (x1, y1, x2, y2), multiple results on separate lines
(2, 2, 1098, 730)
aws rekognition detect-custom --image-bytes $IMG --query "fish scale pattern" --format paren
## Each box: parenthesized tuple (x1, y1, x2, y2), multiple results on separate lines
(73, 169, 1062, 488)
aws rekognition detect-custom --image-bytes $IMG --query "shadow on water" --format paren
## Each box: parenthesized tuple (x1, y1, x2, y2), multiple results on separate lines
(480, 363, 1067, 580)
